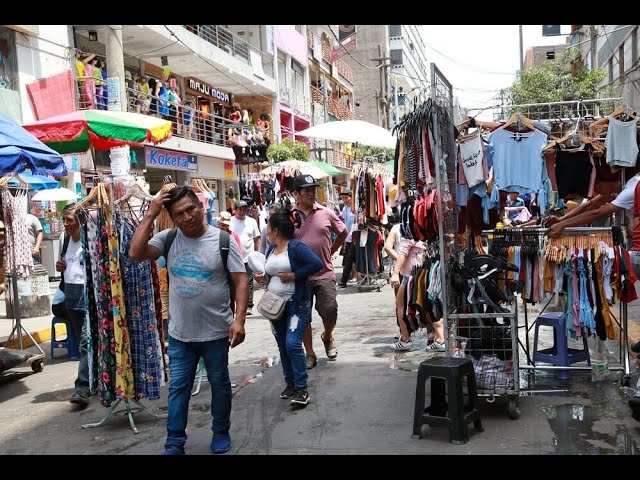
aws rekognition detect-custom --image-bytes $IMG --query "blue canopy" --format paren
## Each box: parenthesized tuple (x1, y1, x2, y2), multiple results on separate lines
(0, 113, 67, 176)
(8, 171, 60, 190)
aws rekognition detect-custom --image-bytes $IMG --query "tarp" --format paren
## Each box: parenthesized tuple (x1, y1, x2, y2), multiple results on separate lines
(0, 113, 67, 176)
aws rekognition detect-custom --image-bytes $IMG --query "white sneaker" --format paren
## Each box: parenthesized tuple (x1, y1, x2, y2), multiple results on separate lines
(391, 339, 412, 351)
(426, 341, 445, 351)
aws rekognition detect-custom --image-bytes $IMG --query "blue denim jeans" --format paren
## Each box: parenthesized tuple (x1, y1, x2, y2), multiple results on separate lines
(165, 336, 231, 451)
(272, 300, 312, 390)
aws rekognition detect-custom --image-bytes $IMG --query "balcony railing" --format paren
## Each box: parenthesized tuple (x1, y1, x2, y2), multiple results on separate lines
(73, 75, 252, 149)
(334, 58, 354, 84)
(330, 150, 352, 169)
(328, 97, 354, 120)
(321, 38, 332, 63)
(183, 25, 273, 78)
(311, 85, 324, 104)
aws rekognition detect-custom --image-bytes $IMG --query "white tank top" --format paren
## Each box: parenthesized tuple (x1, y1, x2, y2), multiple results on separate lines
(605, 115, 639, 167)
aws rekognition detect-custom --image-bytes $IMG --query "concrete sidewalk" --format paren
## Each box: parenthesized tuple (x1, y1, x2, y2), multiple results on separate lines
(0, 281, 61, 349)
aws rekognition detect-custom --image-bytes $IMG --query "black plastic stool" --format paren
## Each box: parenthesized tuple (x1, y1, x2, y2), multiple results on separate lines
(412, 356, 483, 445)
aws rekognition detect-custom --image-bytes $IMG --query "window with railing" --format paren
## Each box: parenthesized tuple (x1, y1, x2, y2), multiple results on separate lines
(321, 35, 332, 63)
(182, 25, 273, 78)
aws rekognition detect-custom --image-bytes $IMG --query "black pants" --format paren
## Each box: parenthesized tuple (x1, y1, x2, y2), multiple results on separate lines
(341, 242, 356, 285)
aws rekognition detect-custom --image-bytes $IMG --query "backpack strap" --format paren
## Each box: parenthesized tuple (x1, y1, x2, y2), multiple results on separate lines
(163, 228, 178, 291)
(219, 230, 235, 314)
(163, 228, 178, 262)
(219, 229, 230, 275)
(60, 233, 71, 259)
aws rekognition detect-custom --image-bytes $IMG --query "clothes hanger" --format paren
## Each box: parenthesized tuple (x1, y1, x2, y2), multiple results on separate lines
(114, 183, 154, 206)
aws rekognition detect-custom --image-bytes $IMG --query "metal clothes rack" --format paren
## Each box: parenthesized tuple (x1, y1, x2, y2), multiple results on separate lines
(1, 184, 45, 373)
(480, 226, 632, 388)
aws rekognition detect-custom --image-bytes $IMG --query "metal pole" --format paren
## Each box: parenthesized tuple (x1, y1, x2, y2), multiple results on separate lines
(518, 25, 524, 74)
(430, 63, 449, 351)
(392, 74, 399, 128)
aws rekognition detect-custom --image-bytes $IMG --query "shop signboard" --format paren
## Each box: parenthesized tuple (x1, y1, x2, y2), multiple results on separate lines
(145, 147, 198, 172)
(185, 77, 233, 106)
(224, 161, 234, 178)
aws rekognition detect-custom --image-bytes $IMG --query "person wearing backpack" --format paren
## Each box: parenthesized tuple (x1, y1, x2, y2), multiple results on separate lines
(129, 186, 248, 456)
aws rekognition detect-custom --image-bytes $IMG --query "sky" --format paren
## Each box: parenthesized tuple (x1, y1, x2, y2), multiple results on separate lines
(419, 25, 572, 120)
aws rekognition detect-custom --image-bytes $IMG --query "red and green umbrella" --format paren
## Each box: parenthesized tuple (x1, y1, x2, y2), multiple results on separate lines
(23, 110, 173, 154)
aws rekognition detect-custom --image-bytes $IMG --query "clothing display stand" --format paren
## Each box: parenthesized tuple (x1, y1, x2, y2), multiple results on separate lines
(81, 397, 167, 434)
(1, 184, 45, 373)
(78, 177, 166, 434)
(481, 226, 632, 389)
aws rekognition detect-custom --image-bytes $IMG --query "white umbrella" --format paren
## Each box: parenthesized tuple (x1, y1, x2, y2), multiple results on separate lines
(261, 160, 329, 179)
(296, 120, 397, 149)
(31, 187, 79, 202)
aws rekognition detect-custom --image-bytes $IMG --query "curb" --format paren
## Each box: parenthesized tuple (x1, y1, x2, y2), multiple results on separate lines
(0, 324, 63, 349)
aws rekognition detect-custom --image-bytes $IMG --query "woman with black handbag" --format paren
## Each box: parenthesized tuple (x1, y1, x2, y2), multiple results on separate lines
(254, 210, 322, 407)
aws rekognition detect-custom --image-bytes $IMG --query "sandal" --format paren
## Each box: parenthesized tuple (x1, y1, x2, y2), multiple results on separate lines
(321, 333, 338, 360)
(306, 354, 317, 370)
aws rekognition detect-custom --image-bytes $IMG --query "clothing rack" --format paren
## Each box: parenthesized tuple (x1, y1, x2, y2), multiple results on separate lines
(78, 189, 167, 433)
(1, 184, 45, 372)
(481, 226, 632, 389)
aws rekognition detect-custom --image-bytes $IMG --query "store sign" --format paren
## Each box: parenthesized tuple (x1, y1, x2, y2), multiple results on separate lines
(224, 161, 234, 178)
(186, 77, 232, 105)
(146, 147, 198, 172)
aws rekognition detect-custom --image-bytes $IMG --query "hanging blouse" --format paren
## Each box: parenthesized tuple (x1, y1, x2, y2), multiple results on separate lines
(605, 116, 640, 167)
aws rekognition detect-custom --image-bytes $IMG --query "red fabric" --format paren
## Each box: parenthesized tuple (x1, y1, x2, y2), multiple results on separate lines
(376, 176, 386, 217)
(632, 180, 640, 250)
(26, 70, 76, 120)
(621, 248, 638, 303)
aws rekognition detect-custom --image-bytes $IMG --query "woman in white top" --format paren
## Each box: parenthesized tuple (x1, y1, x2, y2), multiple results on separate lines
(254, 210, 322, 407)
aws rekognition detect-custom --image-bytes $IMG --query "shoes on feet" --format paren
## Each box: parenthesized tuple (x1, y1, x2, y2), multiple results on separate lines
(391, 338, 412, 351)
(321, 332, 338, 360)
(163, 446, 185, 455)
(211, 432, 231, 454)
(306, 354, 317, 370)
(426, 341, 446, 351)
(290, 389, 310, 406)
(70, 390, 90, 407)
(280, 383, 296, 399)
(338, 282, 347, 288)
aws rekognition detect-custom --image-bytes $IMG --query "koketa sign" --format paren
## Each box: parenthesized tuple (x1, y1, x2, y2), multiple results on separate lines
(185, 77, 232, 105)
(145, 147, 198, 172)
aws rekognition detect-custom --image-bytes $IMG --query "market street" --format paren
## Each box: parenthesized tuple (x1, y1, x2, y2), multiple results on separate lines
(1, 264, 640, 455)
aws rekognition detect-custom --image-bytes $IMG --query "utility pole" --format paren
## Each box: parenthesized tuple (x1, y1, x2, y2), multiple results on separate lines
(371, 44, 390, 128)
(392, 74, 399, 128)
(105, 25, 126, 112)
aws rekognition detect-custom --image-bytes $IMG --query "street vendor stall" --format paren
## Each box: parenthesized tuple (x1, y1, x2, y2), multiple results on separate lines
(0, 112, 68, 374)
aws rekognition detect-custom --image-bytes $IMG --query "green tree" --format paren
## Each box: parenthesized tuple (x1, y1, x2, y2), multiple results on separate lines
(501, 50, 615, 118)
(353, 145, 394, 161)
(266, 138, 310, 163)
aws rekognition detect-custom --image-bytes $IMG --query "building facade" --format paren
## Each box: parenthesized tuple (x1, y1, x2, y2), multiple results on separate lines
(339, 25, 429, 130)
(0, 24, 283, 208)
(523, 42, 569, 70)
(573, 25, 640, 108)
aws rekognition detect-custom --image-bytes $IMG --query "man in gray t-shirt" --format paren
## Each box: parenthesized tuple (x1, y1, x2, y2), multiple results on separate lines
(129, 186, 248, 456)
(25, 213, 43, 261)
